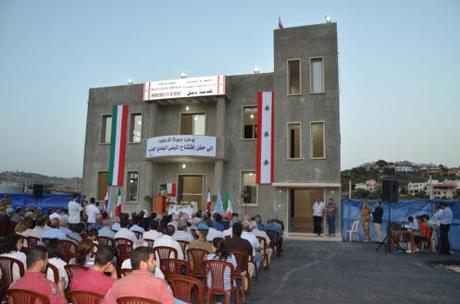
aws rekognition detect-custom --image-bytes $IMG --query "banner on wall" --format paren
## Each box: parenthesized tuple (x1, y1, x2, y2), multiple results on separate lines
(108, 104, 128, 187)
(146, 135, 216, 158)
(256, 91, 274, 184)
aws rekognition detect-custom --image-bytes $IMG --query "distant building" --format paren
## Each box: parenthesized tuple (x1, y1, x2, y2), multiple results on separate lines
(361, 162, 379, 172)
(355, 179, 377, 192)
(0, 183, 24, 194)
(447, 168, 460, 177)
(395, 165, 416, 173)
(432, 182, 456, 199)
(407, 182, 426, 195)
(426, 166, 442, 175)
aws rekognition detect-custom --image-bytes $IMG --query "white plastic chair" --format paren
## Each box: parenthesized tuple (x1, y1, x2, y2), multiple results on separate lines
(346, 220, 360, 242)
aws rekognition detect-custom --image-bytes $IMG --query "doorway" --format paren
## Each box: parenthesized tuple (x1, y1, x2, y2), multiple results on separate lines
(178, 175, 204, 207)
(289, 188, 323, 233)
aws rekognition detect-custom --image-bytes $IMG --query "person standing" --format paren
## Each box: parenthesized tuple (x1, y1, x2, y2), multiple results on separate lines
(85, 197, 100, 230)
(372, 200, 384, 243)
(360, 200, 372, 241)
(435, 203, 453, 255)
(325, 199, 337, 237)
(68, 193, 83, 231)
(312, 196, 325, 236)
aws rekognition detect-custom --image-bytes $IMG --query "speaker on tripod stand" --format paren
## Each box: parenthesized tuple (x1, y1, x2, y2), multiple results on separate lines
(376, 179, 401, 254)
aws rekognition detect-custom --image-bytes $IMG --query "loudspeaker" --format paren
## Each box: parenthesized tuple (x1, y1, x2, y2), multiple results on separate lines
(382, 180, 399, 202)
(33, 184, 44, 197)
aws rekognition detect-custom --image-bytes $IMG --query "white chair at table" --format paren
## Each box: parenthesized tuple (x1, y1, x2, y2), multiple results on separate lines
(346, 220, 360, 242)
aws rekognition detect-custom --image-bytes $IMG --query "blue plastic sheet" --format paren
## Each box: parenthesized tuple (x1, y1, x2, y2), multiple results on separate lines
(341, 199, 460, 251)
(0, 193, 73, 214)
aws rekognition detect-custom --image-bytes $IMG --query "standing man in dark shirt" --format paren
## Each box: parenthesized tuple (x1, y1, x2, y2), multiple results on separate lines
(372, 200, 384, 243)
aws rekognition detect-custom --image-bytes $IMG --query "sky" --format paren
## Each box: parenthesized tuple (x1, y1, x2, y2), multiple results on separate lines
(0, 0, 459, 177)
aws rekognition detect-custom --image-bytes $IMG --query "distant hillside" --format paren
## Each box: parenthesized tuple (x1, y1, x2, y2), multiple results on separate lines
(0, 171, 82, 193)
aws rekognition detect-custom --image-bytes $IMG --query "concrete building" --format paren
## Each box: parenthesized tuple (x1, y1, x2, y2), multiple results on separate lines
(432, 182, 456, 199)
(407, 182, 426, 195)
(82, 22, 341, 236)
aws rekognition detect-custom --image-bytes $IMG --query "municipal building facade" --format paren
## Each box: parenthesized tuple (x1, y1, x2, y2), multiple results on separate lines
(82, 22, 341, 235)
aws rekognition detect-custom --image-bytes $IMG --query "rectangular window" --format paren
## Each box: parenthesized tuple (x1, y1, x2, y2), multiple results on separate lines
(96, 171, 108, 201)
(242, 106, 258, 139)
(288, 123, 301, 159)
(178, 175, 203, 207)
(127, 172, 139, 201)
(180, 113, 205, 135)
(129, 113, 142, 143)
(310, 57, 324, 93)
(311, 122, 325, 158)
(100, 115, 112, 144)
(241, 171, 257, 205)
(288, 60, 301, 95)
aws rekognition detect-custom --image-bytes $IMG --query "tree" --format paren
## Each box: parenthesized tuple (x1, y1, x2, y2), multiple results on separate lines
(376, 160, 388, 168)
(354, 189, 370, 199)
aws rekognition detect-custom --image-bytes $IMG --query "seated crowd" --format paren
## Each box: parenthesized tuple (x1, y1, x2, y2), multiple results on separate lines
(0, 194, 285, 304)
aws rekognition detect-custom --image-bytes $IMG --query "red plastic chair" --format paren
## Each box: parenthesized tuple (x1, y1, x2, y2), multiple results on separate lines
(64, 264, 88, 284)
(256, 236, 269, 269)
(114, 238, 134, 268)
(167, 274, 204, 304)
(203, 260, 240, 304)
(96, 236, 114, 247)
(120, 268, 133, 277)
(152, 246, 178, 264)
(186, 248, 208, 279)
(144, 239, 155, 248)
(159, 258, 190, 278)
(0, 256, 25, 287)
(46, 263, 60, 284)
(7, 289, 50, 304)
(177, 240, 189, 258)
(69, 290, 104, 304)
(116, 297, 161, 304)
(231, 250, 251, 295)
(59, 240, 79, 263)
(266, 230, 281, 257)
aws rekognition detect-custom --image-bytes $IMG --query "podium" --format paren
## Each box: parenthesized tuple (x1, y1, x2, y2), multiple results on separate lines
(153, 195, 166, 215)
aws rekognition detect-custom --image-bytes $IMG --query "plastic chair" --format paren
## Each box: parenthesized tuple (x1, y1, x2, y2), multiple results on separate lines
(46, 263, 60, 284)
(96, 236, 114, 247)
(177, 240, 189, 258)
(167, 274, 204, 304)
(114, 238, 134, 268)
(133, 231, 143, 240)
(116, 297, 161, 304)
(144, 239, 155, 247)
(159, 258, 190, 278)
(7, 289, 50, 304)
(231, 250, 251, 295)
(0, 256, 25, 287)
(64, 264, 88, 284)
(256, 236, 269, 269)
(266, 230, 281, 257)
(186, 248, 208, 279)
(120, 268, 132, 277)
(26, 236, 40, 248)
(59, 240, 79, 263)
(203, 260, 240, 304)
(152, 246, 178, 264)
(346, 221, 360, 242)
(69, 290, 104, 304)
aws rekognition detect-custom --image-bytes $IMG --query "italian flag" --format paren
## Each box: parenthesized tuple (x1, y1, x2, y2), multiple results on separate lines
(256, 91, 274, 184)
(223, 191, 233, 219)
(108, 105, 128, 187)
(160, 183, 176, 197)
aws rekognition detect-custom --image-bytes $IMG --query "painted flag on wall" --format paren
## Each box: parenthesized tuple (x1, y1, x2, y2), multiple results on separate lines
(108, 104, 128, 187)
(256, 91, 275, 184)
(115, 189, 123, 217)
(160, 183, 176, 197)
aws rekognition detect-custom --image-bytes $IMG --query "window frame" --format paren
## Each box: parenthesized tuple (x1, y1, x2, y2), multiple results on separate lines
(310, 121, 326, 159)
(241, 105, 258, 141)
(309, 56, 325, 94)
(126, 171, 139, 202)
(287, 122, 303, 160)
(99, 113, 113, 145)
(287, 59, 302, 96)
(128, 112, 143, 144)
(239, 170, 259, 207)
(178, 111, 207, 136)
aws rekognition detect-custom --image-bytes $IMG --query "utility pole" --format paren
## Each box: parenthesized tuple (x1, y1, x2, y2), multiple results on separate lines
(348, 180, 352, 199)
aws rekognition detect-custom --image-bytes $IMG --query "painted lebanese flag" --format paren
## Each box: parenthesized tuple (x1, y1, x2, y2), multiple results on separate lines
(256, 91, 275, 184)
(108, 104, 128, 187)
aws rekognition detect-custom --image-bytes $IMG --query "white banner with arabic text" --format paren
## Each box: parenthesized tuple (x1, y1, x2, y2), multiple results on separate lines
(146, 135, 216, 158)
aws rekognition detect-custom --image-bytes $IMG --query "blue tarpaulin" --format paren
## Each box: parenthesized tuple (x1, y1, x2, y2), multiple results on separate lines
(341, 199, 460, 251)
(0, 193, 73, 214)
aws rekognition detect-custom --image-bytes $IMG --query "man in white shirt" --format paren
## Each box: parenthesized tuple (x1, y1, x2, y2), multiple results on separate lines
(312, 196, 325, 236)
(249, 221, 272, 268)
(241, 221, 261, 269)
(98, 219, 115, 239)
(205, 220, 224, 242)
(153, 225, 184, 260)
(114, 215, 137, 244)
(85, 197, 100, 229)
(27, 215, 49, 239)
(41, 218, 67, 241)
(68, 193, 83, 230)
(143, 220, 163, 241)
(172, 219, 194, 242)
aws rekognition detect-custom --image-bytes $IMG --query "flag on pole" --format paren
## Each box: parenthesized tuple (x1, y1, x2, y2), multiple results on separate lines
(278, 16, 284, 29)
(256, 91, 275, 184)
(224, 191, 233, 219)
(108, 104, 128, 187)
(213, 190, 224, 215)
(206, 188, 212, 213)
(160, 183, 176, 197)
(115, 189, 123, 217)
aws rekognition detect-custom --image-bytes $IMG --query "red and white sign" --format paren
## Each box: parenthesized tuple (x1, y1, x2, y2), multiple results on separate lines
(143, 75, 226, 101)
(256, 91, 275, 184)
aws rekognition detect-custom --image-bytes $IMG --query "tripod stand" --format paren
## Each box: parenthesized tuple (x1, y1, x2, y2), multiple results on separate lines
(376, 201, 406, 254)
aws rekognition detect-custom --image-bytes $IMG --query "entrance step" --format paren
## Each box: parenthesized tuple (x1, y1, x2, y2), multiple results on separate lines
(287, 233, 342, 242)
